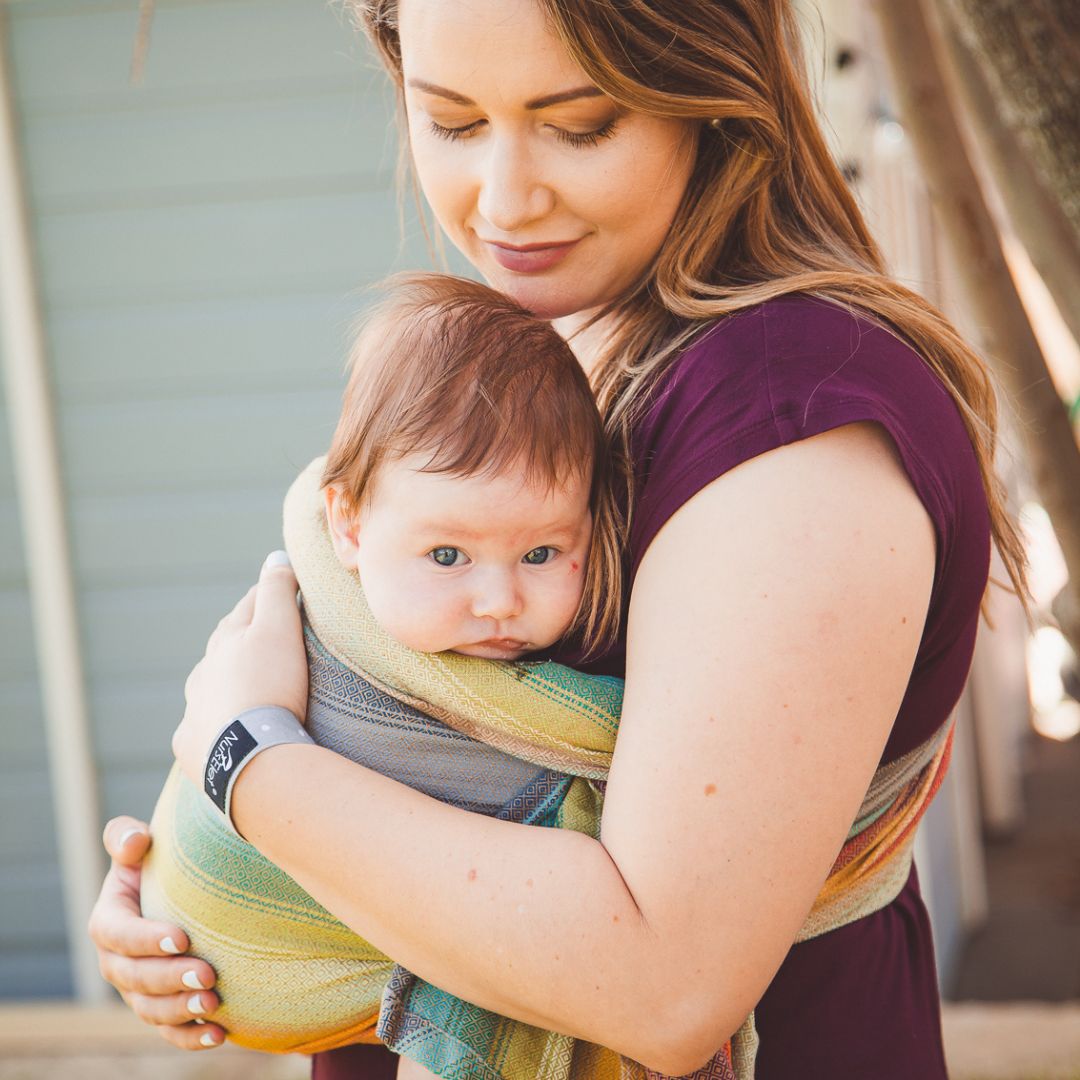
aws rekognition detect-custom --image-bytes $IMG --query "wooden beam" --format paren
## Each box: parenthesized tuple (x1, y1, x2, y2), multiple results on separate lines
(0, 5, 106, 1003)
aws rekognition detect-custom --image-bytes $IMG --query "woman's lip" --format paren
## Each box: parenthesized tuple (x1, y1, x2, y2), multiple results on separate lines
(484, 239, 580, 273)
(486, 239, 579, 252)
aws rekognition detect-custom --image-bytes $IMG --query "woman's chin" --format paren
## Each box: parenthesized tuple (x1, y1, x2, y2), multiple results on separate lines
(480, 270, 598, 323)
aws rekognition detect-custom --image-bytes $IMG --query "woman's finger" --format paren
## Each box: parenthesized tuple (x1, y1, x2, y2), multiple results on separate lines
(122, 987, 221, 1027)
(219, 583, 258, 631)
(183, 657, 204, 705)
(99, 950, 217, 997)
(251, 550, 301, 629)
(203, 585, 257, 657)
(88, 865, 190, 959)
(154, 1020, 226, 1051)
(101, 817, 151, 866)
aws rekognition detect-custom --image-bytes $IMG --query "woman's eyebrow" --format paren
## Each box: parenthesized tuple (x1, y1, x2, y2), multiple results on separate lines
(407, 79, 605, 110)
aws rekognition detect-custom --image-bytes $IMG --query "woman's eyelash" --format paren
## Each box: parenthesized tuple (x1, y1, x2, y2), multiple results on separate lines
(554, 118, 618, 147)
(426, 118, 618, 147)
(427, 119, 483, 141)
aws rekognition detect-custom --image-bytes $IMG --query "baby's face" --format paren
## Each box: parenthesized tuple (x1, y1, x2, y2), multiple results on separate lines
(325, 455, 592, 660)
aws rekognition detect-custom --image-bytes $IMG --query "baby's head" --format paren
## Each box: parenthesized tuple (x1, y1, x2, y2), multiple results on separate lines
(321, 273, 622, 661)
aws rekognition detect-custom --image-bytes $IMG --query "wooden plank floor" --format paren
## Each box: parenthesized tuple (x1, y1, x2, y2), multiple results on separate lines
(2, 1002, 1079, 1080)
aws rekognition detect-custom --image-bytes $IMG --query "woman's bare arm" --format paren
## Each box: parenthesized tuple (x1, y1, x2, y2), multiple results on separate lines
(205, 421, 935, 1074)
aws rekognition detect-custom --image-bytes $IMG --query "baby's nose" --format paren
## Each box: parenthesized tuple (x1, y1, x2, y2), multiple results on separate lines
(470, 570, 522, 621)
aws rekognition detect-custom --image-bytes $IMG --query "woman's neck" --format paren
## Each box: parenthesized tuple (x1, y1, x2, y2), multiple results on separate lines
(551, 310, 614, 381)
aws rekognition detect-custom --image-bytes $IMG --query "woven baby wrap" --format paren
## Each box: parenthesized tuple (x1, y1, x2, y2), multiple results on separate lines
(141, 457, 954, 1080)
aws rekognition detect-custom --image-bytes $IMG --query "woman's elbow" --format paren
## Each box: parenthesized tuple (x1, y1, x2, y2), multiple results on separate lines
(622, 994, 747, 1077)
(631, 1030, 738, 1077)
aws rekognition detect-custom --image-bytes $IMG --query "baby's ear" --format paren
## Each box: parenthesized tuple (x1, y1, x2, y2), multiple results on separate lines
(323, 486, 360, 569)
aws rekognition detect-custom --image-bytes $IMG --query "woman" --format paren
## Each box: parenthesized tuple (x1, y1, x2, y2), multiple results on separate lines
(89, 0, 1026, 1076)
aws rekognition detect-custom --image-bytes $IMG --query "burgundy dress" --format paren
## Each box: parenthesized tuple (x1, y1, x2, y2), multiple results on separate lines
(314, 295, 991, 1079)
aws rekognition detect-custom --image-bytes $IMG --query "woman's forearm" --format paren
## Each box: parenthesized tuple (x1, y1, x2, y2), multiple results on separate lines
(230, 744, 714, 1070)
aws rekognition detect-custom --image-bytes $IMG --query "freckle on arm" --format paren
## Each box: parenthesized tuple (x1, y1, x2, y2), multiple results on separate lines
(704, 783, 717, 796)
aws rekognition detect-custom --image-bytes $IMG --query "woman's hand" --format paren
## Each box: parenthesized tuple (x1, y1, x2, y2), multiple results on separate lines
(88, 817, 224, 1049)
(172, 552, 309, 787)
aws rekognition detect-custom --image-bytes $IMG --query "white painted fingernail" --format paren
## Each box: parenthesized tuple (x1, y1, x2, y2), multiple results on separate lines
(181, 970, 206, 990)
(188, 993, 205, 1015)
(159, 936, 181, 955)
(263, 550, 290, 568)
(200, 1031, 219, 1047)
(118, 827, 145, 847)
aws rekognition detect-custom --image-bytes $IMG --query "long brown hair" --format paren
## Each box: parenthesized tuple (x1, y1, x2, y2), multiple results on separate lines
(347, 0, 1028, 612)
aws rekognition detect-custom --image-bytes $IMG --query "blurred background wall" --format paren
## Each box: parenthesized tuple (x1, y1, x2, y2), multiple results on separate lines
(0, 0, 447, 1000)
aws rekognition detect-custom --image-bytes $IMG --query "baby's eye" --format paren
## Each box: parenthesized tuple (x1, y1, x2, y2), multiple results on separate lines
(430, 547, 467, 567)
(522, 547, 557, 565)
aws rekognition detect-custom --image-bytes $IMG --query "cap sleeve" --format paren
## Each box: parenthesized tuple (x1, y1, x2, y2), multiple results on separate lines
(625, 296, 991, 759)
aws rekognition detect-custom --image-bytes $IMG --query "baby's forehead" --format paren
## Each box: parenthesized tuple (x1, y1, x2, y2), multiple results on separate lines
(402, 501, 589, 542)
(373, 459, 592, 538)
(380, 454, 589, 504)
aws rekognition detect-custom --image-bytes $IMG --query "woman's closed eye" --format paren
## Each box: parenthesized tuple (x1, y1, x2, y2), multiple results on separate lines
(426, 118, 619, 149)
(522, 546, 558, 565)
(427, 119, 484, 141)
(429, 546, 469, 567)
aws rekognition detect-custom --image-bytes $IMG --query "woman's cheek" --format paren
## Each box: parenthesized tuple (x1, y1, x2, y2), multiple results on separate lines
(408, 140, 463, 237)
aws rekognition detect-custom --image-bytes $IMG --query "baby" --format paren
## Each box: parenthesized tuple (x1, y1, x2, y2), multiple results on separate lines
(320, 270, 623, 664)
(142, 272, 628, 1076)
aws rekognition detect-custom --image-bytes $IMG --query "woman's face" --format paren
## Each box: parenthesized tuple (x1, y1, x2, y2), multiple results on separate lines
(397, 0, 698, 321)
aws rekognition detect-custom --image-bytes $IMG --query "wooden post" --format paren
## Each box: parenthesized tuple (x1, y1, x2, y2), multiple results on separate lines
(0, 7, 106, 1003)
(872, 0, 1080, 654)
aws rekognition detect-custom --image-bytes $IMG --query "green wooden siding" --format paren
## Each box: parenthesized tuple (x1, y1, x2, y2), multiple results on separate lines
(0, 0, 449, 998)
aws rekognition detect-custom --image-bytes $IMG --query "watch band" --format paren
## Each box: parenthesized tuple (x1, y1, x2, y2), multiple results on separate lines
(203, 705, 315, 835)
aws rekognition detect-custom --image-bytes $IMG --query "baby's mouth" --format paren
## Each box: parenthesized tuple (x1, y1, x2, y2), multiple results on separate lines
(473, 637, 529, 651)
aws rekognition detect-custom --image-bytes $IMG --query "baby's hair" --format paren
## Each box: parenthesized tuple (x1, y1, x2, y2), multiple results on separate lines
(322, 272, 624, 656)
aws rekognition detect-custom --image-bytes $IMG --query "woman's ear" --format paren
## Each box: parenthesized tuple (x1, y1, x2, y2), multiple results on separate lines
(324, 486, 361, 570)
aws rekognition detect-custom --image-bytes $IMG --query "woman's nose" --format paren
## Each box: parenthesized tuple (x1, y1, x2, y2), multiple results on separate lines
(470, 569, 523, 622)
(475, 134, 555, 234)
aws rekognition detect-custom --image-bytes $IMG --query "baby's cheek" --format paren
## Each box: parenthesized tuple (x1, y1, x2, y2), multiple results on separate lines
(386, 610, 446, 652)
(363, 580, 434, 651)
